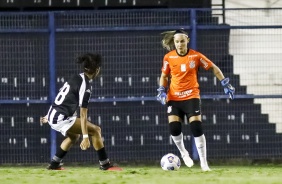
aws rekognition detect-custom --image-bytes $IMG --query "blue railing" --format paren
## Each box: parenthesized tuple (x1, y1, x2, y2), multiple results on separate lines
(1, 8, 282, 163)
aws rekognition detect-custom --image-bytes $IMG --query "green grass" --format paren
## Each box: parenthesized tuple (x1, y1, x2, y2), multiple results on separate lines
(0, 164, 281, 184)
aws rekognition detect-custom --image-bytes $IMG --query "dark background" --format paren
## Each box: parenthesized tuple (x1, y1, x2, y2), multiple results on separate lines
(2, 0, 281, 164)
(0, 0, 211, 11)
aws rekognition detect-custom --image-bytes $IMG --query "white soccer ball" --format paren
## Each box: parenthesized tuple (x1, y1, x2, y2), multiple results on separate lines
(160, 153, 181, 171)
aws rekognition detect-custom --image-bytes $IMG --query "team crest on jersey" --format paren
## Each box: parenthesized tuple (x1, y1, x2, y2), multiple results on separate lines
(167, 106, 172, 113)
(189, 61, 195, 68)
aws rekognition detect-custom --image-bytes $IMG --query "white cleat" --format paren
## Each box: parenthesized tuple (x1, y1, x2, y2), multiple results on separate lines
(201, 165, 211, 172)
(182, 154, 194, 168)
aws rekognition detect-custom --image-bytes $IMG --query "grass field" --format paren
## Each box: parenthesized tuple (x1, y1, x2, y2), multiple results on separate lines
(0, 164, 281, 184)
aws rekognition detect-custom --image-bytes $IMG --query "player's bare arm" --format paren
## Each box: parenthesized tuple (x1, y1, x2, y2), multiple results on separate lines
(209, 63, 225, 81)
(159, 72, 169, 87)
(80, 107, 90, 150)
(210, 63, 235, 99)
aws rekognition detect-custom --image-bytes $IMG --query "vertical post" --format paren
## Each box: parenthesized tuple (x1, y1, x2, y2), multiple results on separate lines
(222, 0, 226, 24)
(48, 12, 57, 159)
(190, 9, 199, 161)
(190, 9, 197, 50)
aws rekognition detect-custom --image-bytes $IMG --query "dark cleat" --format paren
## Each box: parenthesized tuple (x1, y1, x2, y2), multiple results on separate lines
(99, 162, 122, 171)
(47, 161, 65, 170)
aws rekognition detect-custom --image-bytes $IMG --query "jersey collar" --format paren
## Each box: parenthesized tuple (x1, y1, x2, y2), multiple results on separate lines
(176, 48, 189, 57)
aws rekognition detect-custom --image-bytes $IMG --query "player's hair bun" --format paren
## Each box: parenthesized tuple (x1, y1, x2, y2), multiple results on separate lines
(77, 53, 102, 74)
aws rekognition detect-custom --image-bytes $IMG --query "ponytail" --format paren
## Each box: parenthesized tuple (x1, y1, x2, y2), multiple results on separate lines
(161, 30, 176, 51)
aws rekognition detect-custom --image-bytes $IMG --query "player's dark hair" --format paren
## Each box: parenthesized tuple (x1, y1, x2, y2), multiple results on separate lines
(174, 29, 188, 36)
(77, 53, 102, 75)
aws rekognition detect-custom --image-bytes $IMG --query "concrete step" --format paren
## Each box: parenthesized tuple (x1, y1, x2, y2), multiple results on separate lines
(236, 73, 282, 86)
(246, 86, 282, 95)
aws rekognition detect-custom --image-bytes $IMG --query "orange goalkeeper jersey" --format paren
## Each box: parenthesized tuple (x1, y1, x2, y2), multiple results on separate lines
(161, 49, 214, 101)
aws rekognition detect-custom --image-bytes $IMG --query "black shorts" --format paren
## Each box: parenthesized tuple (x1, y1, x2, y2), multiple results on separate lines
(166, 98, 201, 120)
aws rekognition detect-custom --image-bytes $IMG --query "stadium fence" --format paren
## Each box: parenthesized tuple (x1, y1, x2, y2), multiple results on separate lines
(0, 8, 282, 164)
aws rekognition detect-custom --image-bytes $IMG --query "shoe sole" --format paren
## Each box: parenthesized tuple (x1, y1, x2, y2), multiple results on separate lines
(106, 167, 123, 171)
(185, 163, 194, 168)
(47, 167, 65, 170)
(202, 169, 211, 172)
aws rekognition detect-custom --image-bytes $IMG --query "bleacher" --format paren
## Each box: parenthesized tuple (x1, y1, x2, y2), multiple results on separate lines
(1, 8, 282, 164)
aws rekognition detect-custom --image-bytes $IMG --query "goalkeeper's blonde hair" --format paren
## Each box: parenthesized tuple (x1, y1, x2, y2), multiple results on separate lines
(161, 29, 189, 51)
(161, 31, 176, 51)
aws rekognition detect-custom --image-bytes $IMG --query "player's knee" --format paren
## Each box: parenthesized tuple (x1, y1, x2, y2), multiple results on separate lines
(169, 121, 182, 136)
(190, 121, 203, 137)
(88, 124, 101, 136)
(95, 126, 101, 134)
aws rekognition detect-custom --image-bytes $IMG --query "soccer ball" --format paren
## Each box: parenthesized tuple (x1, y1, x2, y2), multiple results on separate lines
(160, 153, 181, 171)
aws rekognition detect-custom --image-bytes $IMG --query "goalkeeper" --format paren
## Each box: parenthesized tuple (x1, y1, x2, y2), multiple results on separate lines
(156, 29, 235, 172)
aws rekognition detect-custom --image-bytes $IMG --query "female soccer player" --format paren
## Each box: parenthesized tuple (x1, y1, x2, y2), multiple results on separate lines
(156, 29, 235, 171)
(40, 53, 121, 171)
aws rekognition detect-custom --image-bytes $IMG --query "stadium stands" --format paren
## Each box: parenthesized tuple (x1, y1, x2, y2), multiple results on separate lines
(0, 9, 282, 164)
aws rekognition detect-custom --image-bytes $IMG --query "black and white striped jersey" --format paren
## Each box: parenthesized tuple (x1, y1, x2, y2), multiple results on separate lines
(51, 73, 92, 117)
